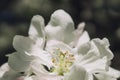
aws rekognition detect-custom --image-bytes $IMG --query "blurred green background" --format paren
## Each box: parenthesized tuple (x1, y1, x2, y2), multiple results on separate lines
(0, 0, 120, 70)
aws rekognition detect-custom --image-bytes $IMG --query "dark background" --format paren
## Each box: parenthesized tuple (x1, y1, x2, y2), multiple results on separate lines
(0, 0, 120, 70)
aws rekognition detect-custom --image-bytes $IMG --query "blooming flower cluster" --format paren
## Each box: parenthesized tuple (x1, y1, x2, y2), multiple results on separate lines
(0, 9, 120, 80)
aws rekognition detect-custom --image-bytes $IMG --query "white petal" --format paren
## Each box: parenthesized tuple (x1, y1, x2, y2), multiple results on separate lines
(85, 73, 94, 80)
(75, 22, 85, 35)
(64, 64, 88, 80)
(8, 52, 31, 72)
(81, 56, 108, 72)
(28, 15, 45, 48)
(24, 76, 34, 80)
(13, 35, 35, 54)
(8, 50, 52, 73)
(94, 70, 117, 80)
(31, 60, 63, 80)
(31, 59, 50, 75)
(70, 22, 85, 47)
(76, 47, 108, 72)
(75, 39, 111, 72)
(45, 39, 73, 54)
(76, 31, 90, 48)
(0, 69, 23, 80)
(13, 35, 44, 56)
(29, 15, 45, 39)
(0, 63, 9, 78)
(31, 51, 53, 72)
(0, 63, 24, 80)
(49, 9, 74, 28)
(107, 67, 120, 78)
(45, 9, 75, 44)
(92, 38, 114, 60)
(32, 75, 63, 80)
(76, 38, 113, 63)
(11, 35, 53, 72)
(75, 42, 91, 55)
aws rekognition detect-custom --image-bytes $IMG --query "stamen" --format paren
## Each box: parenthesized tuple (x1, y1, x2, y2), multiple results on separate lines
(51, 49, 75, 75)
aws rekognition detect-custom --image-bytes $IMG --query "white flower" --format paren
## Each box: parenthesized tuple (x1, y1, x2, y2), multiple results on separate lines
(0, 63, 25, 80)
(0, 9, 120, 80)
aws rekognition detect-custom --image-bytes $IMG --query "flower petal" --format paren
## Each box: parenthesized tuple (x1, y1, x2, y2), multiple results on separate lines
(28, 15, 45, 48)
(107, 67, 120, 78)
(0, 69, 23, 80)
(76, 47, 108, 72)
(32, 75, 63, 80)
(13, 35, 43, 56)
(75, 38, 112, 72)
(94, 70, 118, 80)
(75, 41, 91, 55)
(92, 38, 114, 60)
(45, 39, 73, 54)
(31, 59, 50, 75)
(74, 22, 85, 36)
(76, 31, 90, 48)
(29, 15, 45, 39)
(13, 35, 35, 54)
(31, 60, 63, 80)
(76, 38, 113, 64)
(64, 64, 88, 80)
(31, 50, 53, 70)
(80, 56, 108, 72)
(0, 63, 9, 78)
(8, 52, 31, 72)
(45, 9, 75, 44)
(24, 76, 34, 80)
(70, 22, 86, 47)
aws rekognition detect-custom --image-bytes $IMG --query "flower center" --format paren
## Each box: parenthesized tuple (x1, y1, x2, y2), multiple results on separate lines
(50, 49, 75, 76)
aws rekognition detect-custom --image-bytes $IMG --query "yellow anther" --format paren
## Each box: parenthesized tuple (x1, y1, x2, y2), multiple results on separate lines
(52, 58, 56, 63)
(51, 49, 75, 76)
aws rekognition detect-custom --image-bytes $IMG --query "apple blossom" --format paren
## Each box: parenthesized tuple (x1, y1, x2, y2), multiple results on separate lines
(0, 9, 120, 80)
